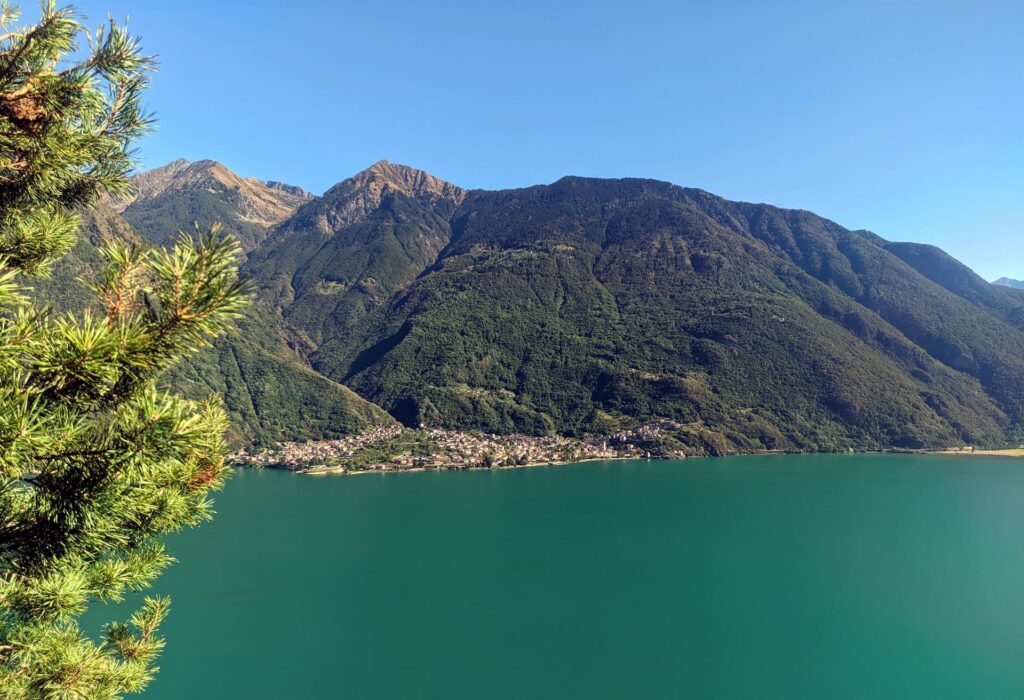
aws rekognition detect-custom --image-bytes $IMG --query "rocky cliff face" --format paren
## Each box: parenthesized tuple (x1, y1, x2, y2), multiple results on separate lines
(318, 159, 466, 229)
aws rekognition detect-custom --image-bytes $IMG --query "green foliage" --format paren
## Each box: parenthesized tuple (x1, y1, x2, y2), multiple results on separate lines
(0, 6, 247, 697)
(0, 0, 152, 276)
(28, 201, 142, 315)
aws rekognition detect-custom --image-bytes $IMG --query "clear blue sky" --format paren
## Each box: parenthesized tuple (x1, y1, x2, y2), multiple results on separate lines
(63, 0, 1022, 280)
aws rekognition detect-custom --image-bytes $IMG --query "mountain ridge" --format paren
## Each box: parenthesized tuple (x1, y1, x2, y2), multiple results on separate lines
(241, 162, 1023, 452)
(113, 158, 312, 251)
(56, 158, 1024, 454)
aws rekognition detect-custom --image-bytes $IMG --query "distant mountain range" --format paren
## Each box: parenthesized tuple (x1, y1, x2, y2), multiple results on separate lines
(38, 159, 1024, 453)
(993, 277, 1024, 289)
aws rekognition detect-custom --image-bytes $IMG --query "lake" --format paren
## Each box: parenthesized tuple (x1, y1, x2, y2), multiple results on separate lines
(98, 455, 1024, 698)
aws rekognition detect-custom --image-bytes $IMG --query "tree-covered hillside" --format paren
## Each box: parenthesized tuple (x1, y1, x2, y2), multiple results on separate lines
(164, 311, 394, 447)
(248, 165, 1024, 453)
(70, 158, 1019, 455)
(35, 165, 394, 448)
(245, 161, 465, 367)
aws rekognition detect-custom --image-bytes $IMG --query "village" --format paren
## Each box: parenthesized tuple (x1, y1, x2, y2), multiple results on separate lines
(229, 422, 690, 474)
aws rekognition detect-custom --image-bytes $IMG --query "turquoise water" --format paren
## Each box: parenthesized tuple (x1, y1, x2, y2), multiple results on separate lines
(97, 455, 1024, 698)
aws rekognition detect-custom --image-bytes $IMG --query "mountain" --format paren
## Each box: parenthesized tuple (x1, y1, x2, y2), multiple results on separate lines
(113, 158, 313, 252)
(884, 244, 1024, 330)
(53, 158, 1021, 455)
(32, 165, 393, 448)
(244, 162, 1024, 453)
(993, 277, 1024, 289)
(246, 160, 466, 360)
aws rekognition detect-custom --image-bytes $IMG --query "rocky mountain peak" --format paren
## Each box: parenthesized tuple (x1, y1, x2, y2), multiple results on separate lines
(116, 158, 313, 231)
(109, 158, 191, 211)
(355, 160, 464, 199)
(315, 160, 466, 231)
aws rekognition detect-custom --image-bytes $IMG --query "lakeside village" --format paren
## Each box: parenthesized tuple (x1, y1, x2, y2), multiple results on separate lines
(230, 423, 690, 475)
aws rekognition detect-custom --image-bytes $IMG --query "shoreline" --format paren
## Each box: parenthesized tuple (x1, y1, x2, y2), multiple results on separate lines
(930, 448, 1024, 459)
(297, 455, 647, 477)
(237, 446, 1024, 478)
(230, 424, 1024, 477)
(230, 425, 672, 475)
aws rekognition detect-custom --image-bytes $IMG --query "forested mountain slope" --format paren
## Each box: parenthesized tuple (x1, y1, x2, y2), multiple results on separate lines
(56, 159, 1017, 454)
(34, 165, 394, 448)
(246, 164, 1024, 453)
(245, 160, 466, 364)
